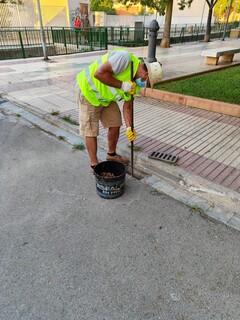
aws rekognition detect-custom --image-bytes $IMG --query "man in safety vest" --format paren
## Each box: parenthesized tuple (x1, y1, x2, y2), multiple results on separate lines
(76, 48, 163, 171)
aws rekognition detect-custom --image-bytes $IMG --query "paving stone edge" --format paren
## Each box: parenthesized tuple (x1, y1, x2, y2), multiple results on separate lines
(141, 62, 240, 117)
(1, 97, 240, 232)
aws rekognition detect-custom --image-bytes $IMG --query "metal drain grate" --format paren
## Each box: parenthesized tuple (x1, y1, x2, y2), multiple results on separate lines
(0, 99, 7, 105)
(148, 151, 178, 164)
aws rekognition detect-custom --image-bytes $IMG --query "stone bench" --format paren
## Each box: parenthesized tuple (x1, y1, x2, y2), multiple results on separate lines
(201, 47, 240, 65)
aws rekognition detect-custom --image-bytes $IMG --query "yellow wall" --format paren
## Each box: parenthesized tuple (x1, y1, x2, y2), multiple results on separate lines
(34, 0, 70, 27)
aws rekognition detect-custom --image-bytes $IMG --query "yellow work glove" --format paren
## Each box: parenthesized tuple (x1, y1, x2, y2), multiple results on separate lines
(126, 127, 137, 142)
(121, 81, 136, 95)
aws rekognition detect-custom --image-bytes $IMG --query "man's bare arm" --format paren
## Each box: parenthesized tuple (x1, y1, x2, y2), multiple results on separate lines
(123, 100, 132, 128)
(94, 61, 122, 88)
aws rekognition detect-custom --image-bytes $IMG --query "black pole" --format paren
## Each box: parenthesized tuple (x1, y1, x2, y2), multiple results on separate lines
(130, 61, 134, 177)
(147, 20, 159, 62)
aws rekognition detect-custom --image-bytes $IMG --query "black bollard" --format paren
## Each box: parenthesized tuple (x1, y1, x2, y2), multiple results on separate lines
(147, 20, 159, 63)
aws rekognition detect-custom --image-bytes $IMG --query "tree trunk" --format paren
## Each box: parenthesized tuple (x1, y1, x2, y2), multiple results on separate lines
(204, 0, 219, 42)
(160, 0, 173, 48)
(204, 5, 213, 42)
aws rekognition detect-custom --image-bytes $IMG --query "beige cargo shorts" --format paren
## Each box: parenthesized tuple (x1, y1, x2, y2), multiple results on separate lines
(76, 92, 122, 137)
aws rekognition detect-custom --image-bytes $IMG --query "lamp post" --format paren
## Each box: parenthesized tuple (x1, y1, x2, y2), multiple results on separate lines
(36, 0, 48, 60)
(222, 0, 234, 40)
(200, 0, 206, 29)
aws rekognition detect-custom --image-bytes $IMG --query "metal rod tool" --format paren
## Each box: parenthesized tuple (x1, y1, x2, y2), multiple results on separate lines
(130, 60, 134, 177)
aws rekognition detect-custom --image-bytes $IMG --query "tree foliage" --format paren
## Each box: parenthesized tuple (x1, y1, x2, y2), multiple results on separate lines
(214, 0, 239, 17)
(118, 0, 193, 15)
(90, 0, 116, 15)
(114, 0, 194, 48)
(0, 0, 23, 3)
(177, 0, 194, 10)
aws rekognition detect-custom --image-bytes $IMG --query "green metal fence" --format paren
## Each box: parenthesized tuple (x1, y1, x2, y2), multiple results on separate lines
(0, 23, 239, 60)
(169, 21, 239, 44)
(0, 27, 108, 60)
(106, 26, 147, 46)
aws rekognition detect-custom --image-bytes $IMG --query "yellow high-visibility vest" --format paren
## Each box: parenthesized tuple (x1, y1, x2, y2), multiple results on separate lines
(76, 49, 141, 106)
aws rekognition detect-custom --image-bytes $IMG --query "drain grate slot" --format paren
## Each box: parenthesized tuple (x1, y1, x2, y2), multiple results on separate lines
(0, 99, 7, 105)
(148, 151, 178, 164)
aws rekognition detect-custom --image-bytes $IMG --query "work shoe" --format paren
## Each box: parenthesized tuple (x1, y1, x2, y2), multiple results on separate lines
(106, 153, 129, 165)
(90, 164, 98, 173)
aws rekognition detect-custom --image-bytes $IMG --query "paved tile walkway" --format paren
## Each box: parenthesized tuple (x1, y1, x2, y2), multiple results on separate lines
(60, 95, 240, 193)
(0, 38, 240, 197)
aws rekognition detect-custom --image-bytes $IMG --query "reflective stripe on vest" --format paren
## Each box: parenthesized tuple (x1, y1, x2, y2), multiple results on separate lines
(85, 57, 121, 102)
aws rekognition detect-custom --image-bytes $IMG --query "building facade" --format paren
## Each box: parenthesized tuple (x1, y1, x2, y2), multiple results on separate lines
(1, 0, 238, 29)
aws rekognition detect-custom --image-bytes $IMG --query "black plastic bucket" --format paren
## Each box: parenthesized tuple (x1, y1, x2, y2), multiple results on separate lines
(93, 161, 126, 199)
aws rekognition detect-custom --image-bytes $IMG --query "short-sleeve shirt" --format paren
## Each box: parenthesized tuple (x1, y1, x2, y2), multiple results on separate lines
(76, 50, 131, 96)
(108, 50, 130, 75)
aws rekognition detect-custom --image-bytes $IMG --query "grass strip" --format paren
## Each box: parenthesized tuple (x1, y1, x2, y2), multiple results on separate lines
(73, 143, 85, 151)
(61, 115, 79, 125)
(155, 66, 240, 105)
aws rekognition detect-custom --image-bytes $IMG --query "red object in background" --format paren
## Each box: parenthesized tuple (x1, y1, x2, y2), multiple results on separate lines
(74, 17, 81, 28)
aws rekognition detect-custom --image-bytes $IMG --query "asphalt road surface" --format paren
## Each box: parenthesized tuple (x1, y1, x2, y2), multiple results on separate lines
(1, 110, 240, 320)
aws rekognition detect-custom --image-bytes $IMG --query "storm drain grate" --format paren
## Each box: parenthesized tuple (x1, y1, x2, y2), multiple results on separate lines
(0, 99, 7, 105)
(148, 151, 179, 164)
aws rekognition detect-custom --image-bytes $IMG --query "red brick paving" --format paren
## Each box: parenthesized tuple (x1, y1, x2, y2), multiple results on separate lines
(61, 104, 240, 194)
(221, 170, 240, 188)
(214, 166, 237, 184)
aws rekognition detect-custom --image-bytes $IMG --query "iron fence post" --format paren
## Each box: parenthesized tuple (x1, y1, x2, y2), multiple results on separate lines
(90, 29, 93, 50)
(25, 27, 29, 46)
(75, 29, 79, 48)
(46, 28, 50, 44)
(120, 26, 123, 45)
(180, 27, 185, 43)
(51, 27, 54, 44)
(105, 27, 108, 50)
(110, 27, 114, 42)
(63, 27, 67, 54)
(18, 31, 26, 59)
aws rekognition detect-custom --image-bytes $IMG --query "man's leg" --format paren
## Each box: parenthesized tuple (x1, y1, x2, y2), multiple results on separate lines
(77, 93, 101, 169)
(101, 103, 129, 165)
(107, 126, 120, 154)
(106, 126, 129, 164)
(86, 136, 98, 167)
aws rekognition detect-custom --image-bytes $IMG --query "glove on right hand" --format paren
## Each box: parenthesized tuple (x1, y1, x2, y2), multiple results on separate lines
(126, 127, 137, 142)
(121, 81, 136, 95)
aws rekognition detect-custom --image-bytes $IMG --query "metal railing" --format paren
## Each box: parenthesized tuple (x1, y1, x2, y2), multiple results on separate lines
(169, 21, 239, 44)
(0, 22, 239, 60)
(0, 27, 108, 60)
(106, 26, 147, 46)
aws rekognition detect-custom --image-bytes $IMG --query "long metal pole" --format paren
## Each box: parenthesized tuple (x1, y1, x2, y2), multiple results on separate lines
(36, 0, 48, 60)
(200, 0, 206, 28)
(130, 61, 134, 177)
(222, 0, 234, 40)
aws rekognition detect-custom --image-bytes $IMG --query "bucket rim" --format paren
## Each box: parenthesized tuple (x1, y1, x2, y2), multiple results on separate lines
(93, 160, 126, 179)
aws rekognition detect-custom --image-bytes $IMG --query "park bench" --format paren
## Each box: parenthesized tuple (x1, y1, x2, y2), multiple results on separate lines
(201, 47, 240, 65)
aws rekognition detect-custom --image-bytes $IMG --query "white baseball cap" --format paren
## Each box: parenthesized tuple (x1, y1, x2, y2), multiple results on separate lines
(143, 58, 163, 88)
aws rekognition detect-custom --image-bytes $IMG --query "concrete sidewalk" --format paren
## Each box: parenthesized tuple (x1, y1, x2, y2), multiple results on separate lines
(0, 38, 240, 229)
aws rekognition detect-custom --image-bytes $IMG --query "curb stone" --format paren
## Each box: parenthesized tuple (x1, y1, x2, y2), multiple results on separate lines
(1, 99, 240, 232)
